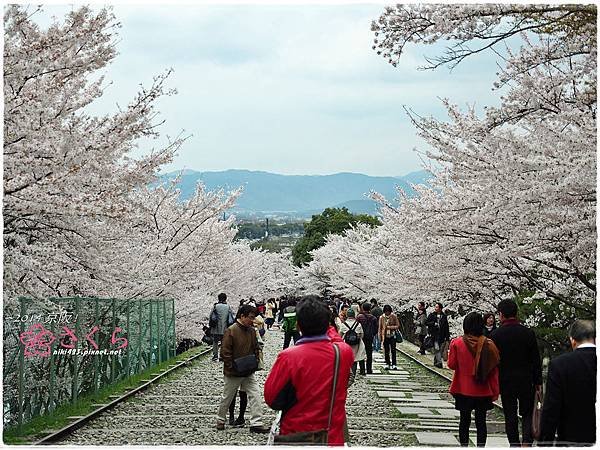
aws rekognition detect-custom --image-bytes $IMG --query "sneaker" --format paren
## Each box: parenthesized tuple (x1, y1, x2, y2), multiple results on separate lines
(391, 365, 398, 370)
(384, 365, 390, 370)
(211, 357, 218, 362)
(216, 421, 225, 430)
(228, 417, 235, 426)
(249, 425, 270, 434)
(233, 417, 246, 427)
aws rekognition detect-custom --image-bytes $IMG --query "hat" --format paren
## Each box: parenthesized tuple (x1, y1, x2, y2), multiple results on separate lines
(347, 308, 356, 318)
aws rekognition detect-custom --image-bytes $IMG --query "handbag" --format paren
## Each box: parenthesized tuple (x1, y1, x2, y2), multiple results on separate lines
(233, 354, 258, 376)
(273, 344, 341, 446)
(393, 330, 403, 343)
(531, 386, 543, 441)
(423, 335, 434, 349)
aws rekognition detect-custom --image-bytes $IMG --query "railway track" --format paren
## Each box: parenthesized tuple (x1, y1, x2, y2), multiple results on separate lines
(35, 346, 214, 445)
(36, 331, 508, 446)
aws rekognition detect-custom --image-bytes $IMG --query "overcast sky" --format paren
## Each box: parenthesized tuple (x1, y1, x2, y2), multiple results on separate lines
(37, 3, 504, 177)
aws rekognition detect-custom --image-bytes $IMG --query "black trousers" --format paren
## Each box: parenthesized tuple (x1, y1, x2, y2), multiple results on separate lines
(418, 334, 427, 353)
(501, 384, 535, 446)
(459, 408, 487, 446)
(383, 337, 397, 366)
(283, 331, 300, 349)
(359, 338, 374, 374)
(228, 390, 247, 420)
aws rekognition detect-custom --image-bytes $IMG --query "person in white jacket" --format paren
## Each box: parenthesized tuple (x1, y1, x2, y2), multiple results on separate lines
(339, 308, 366, 385)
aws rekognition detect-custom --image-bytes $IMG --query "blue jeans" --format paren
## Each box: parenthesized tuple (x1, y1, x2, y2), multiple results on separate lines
(373, 334, 381, 352)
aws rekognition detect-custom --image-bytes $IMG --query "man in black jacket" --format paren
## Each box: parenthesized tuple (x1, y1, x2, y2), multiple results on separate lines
(490, 299, 542, 447)
(539, 319, 596, 446)
(425, 302, 450, 368)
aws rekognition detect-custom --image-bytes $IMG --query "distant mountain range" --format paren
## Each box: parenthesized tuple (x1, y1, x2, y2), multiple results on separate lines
(158, 169, 431, 219)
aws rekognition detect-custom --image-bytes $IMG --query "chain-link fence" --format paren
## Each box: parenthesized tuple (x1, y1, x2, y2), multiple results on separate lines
(3, 297, 176, 429)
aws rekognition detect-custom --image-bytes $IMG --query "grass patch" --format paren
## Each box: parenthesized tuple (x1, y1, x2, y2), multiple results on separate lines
(3, 345, 209, 445)
(390, 408, 403, 418)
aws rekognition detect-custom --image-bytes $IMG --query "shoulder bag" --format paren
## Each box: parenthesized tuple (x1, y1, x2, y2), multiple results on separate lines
(209, 306, 218, 328)
(393, 329, 403, 343)
(226, 308, 235, 327)
(233, 353, 258, 376)
(273, 343, 341, 445)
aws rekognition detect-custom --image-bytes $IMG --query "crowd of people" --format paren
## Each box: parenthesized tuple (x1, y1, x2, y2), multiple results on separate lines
(205, 294, 596, 446)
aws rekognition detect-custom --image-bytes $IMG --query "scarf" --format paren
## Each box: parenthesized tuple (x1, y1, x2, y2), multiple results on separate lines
(462, 334, 500, 384)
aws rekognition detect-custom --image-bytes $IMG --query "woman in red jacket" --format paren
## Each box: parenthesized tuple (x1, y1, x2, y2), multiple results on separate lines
(448, 312, 500, 447)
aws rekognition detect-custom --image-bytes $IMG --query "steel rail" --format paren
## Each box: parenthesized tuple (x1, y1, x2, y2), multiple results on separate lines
(35, 347, 212, 445)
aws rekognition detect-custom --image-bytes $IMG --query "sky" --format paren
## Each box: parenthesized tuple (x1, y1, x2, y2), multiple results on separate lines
(35, 3, 506, 177)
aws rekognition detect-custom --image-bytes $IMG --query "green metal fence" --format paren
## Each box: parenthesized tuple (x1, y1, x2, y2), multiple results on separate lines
(3, 297, 176, 429)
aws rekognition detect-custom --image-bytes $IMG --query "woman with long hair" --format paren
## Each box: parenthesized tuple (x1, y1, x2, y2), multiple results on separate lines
(482, 312, 497, 337)
(448, 312, 500, 447)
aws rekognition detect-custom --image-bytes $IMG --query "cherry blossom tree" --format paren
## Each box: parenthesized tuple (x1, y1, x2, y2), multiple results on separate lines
(299, 5, 596, 346)
(3, 5, 298, 342)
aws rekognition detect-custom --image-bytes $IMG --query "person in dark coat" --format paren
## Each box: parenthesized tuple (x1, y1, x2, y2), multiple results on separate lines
(425, 302, 450, 368)
(489, 299, 542, 447)
(209, 293, 234, 361)
(370, 299, 383, 352)
(539, 319, 596, 446)
(414, 302, 428, 354)
(356, 302, 378, 375)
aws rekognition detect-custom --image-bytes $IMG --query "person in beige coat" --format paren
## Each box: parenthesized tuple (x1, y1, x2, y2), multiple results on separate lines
(339, 308, 366, 385)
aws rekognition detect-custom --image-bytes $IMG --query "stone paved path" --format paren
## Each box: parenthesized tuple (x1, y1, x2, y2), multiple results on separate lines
(367, 345, 510, 447)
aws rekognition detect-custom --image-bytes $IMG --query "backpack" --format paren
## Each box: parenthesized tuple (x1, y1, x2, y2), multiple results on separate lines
(282, 307, 297, 332)
(209, 306, 219, 328)
(343, 320, 360, 346)
(359, 314, 377, 340)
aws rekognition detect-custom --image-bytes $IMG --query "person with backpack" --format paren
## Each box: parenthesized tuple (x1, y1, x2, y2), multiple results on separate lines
(356, 302, 378, 375)
(378, 304, 400, 370)
(339, 308, 366, 385)
(282, 298, 300, 349)
(209, 293, 235, 362)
